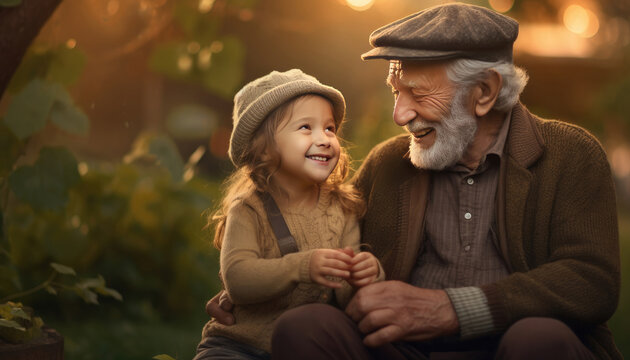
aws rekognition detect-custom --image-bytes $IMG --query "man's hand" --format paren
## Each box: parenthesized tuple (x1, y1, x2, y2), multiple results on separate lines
(348, 252, 380, 287)
(310, 249, 352, 288)
(205, 290, 235, 325)
(345, 281, 459, 347)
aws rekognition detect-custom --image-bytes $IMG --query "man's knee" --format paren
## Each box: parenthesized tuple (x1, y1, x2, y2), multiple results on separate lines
(273, 303, 349, 341)
(496, 317, 592, 360)
(272, 303, 372, 360)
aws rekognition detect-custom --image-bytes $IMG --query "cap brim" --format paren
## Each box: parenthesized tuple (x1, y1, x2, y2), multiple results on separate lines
(361, 47, 462, 61)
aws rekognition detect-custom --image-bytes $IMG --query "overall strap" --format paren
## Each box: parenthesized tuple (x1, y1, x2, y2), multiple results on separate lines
(259, 192, 299, 256)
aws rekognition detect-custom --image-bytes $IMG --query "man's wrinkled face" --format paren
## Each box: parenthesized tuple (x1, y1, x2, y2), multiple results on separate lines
(387, 61, 478, 170)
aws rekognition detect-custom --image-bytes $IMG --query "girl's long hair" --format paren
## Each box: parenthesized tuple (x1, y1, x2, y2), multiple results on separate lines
(211, 94, 365, 250)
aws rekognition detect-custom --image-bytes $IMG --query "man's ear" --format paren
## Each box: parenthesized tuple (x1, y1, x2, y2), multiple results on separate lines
(473, 70, 502, 117)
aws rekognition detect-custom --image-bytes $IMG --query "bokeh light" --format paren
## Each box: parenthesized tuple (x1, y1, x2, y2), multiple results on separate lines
(106, 0, 120, 16)
(198, 0, 215, 14)
(612, 146, 630, 178)
(489, 0, 514, 13)
(346, 0, 375, 11)
(198, 47, 212, 70)
(177, 54, 193, 72)
(187, 41, 201, 54)
(66, 38, 77, 49)
(563, 4, 599, 38)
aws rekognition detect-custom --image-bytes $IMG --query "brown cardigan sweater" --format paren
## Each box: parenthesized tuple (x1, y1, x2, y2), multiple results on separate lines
(353, 103, 621, 359)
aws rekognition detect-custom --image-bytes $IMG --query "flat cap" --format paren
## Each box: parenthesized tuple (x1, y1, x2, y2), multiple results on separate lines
(361, 3, 518, 62)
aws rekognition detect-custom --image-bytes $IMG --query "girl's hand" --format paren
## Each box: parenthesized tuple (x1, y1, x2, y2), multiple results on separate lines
(349, 252, 380, 288)
(309, 249, 352, 288)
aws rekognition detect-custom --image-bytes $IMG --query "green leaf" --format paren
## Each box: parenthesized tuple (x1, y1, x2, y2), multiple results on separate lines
(50, 262, 77, 276)
(148, 135, 184, 181)
(9, 307, 29, 321)
(153, 355, 177, 360)
(50, 86, 89, 136)
(95, 286, 123, 301)
(201, 36, 245, 99)
(47, 47, 86, 85)
(7, 46, 85, 93)
(6, 49, 52, 94)
(0, 319, 25, 331)
(74, 286, 98, 305)
(8, 147, 80, 210)
(45, 286, 58, 295)
(4, 79, 56, 139)
(78, 276, 105, 289)
(0, 122, 22, 178)
(75, 275, 123, 302)
(0, 0, 22, 7)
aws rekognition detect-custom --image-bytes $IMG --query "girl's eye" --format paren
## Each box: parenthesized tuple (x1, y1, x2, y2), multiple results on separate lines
(299, 124, 310, 130)
(326, 126, 336, 133)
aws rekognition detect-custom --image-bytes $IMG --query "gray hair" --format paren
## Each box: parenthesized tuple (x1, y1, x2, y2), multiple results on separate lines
(445, 59, 529, 112)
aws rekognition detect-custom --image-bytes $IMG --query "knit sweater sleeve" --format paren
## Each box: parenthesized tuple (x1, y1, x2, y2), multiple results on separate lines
(481, 123, 620, 334)
(221, 202, 314, 305)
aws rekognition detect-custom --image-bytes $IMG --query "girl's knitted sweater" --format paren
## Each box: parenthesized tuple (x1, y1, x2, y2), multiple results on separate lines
(201, 188, 383, 352)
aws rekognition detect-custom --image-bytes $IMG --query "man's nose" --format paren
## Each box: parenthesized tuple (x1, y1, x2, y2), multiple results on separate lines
(393, 94, 417, 127)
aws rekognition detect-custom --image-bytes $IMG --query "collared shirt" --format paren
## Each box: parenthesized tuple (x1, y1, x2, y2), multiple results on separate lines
(410, 113, 511, 290)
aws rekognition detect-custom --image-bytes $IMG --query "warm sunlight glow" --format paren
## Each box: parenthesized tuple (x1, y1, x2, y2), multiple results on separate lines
(106, 0, 120, 16)
(198, 48, 212, 70)
(489, 0, 514, 13)
(515, 23, 595, 58)
(198, 0, 215, 14)
(210, 40, 224, 53)
(346, 0, 375, 11)
(563, 4, 600, 38)
(66, 38, 77, 49)
(187, 41, 201, 54)
(612, 146, 630, 178)
(239, 9, 254, 22)
(177, 54, 193, 72)
(78, 162, 88, 176)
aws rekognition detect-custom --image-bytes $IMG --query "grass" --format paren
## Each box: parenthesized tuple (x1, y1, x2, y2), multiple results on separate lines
(45, 313, 206, 360)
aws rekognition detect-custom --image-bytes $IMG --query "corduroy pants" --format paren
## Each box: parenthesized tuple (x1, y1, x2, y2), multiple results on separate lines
(271, 303, 595, 360)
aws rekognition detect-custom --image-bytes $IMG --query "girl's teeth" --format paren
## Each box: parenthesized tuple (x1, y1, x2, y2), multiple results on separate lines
(309, 156, 327, 161)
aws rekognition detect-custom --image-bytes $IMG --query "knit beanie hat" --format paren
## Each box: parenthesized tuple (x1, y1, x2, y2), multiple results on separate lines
(228, 69, 346, 166)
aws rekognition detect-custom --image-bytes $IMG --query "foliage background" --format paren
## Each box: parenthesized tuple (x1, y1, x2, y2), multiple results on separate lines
(0, 0, 629, 359)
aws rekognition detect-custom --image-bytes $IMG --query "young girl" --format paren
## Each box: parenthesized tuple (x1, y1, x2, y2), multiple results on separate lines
(194, 69, 384, 359)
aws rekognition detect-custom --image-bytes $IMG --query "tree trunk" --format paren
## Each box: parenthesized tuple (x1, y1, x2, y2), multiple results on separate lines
(0, 0, 64, 97)
(0, 328, 63, 360)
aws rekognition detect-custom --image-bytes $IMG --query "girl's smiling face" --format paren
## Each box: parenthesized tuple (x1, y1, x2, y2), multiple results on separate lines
(272, 95, 340, 191)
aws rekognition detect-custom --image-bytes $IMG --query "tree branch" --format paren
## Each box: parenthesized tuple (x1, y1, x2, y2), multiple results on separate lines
(0, 0, 64, 97)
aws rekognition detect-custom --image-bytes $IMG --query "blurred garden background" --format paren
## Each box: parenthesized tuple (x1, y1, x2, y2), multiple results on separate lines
(0, 0, 629, 358)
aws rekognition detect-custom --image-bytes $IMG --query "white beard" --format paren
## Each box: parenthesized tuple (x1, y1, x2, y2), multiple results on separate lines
(407, 88, 478, 170)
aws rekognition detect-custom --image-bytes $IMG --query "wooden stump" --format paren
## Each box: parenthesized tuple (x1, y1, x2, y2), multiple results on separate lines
(0, 327, 63, 360)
